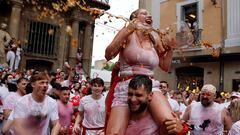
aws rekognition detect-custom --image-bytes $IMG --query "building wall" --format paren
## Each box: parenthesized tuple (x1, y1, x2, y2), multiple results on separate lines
(224, 61, 240, 91)
(159, 0, 222, 44)
(155, 62, 220, 90)
(0, 0, 107, 76)
(202, 1, 222, 44)
(142, 0, 240, 92)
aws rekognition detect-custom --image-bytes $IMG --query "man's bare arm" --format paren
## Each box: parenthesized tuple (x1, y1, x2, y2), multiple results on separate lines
(222, 108, 232, 132)
(182, 105, 191, 122)
(51, 120, 60, 135)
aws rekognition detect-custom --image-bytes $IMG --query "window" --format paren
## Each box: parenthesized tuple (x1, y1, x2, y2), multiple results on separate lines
(176, 66, 204, 91)
(177, 0, 204, 46)
(26, 20, 60, 57)
(232, 79, 240, 92)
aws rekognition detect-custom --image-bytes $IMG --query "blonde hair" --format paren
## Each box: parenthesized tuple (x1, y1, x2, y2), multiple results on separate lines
(129, 9, 144, 20)
(229, 99, 240, 122)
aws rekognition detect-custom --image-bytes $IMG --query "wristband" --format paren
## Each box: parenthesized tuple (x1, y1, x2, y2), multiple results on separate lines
(177, 122, 190, 135)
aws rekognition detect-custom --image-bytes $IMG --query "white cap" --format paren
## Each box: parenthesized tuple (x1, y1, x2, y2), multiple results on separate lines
(201, 84, 216, 94)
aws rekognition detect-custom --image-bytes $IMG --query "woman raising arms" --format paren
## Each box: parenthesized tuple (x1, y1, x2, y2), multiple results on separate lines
(105, 9, 183, 135)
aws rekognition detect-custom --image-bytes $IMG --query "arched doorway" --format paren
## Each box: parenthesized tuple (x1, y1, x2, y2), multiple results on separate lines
(176, 66, 204, 91)
(26, 59, 53, 71)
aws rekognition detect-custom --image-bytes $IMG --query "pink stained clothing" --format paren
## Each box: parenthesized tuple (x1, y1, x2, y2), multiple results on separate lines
(119, 32, 159, 77)
(3, 92, 21, 110)
(111, 32, 160, 107)
(228, 121, 240, 135)
(78, 95, 105, 135)
(125, 113, 159, 135)
(189, 102, 224, 135)
(112, 78, 160, 107)
(57, 100, 74, 127)
(13, 94, 59, 135)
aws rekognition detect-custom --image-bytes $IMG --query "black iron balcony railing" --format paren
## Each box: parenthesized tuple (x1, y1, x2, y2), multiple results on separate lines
(192, 28, 203, 46)
(176, 28, 203, 48)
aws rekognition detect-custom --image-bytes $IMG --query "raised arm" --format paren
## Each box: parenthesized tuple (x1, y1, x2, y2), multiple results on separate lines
(105, 21, 138, 61)
(154, 31, 176, 72)
(182, 104, 191, 122)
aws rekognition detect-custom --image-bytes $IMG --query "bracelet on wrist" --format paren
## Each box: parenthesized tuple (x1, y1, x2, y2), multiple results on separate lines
(177, 122, 190, 135)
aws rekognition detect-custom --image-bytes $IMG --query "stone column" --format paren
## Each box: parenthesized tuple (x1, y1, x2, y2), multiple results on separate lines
(9, 0, 23, 39)
(68, 19, 79, 66)
(225, 0, 240, 47)
(57, 23, 69, 70)
(82, 23, 94, 76)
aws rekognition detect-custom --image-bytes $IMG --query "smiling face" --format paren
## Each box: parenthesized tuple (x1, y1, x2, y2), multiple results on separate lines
(90, 77, 104, 98)
(135, 9, 152, 25)
(127, 85, 152, 114)
(160, 82, 169, 95)
(60, 90, 70, 104)
(91, 83, 104, 97)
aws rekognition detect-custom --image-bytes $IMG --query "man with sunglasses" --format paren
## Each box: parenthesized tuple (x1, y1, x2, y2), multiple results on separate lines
(182, 84, 232, 134)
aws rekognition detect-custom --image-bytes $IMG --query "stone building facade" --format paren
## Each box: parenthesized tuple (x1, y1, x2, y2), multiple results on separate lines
(0, 0, 110, 76)
(139, 0, 240, 92)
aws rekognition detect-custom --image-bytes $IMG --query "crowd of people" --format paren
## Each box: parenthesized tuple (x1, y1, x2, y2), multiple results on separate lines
(0, 8, 240, 135)
(0, 66, 239, 134)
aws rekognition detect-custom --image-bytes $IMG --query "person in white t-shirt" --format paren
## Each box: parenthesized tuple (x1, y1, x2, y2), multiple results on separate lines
(174, 91, 186, 119)
(58, 62, 72, 87)
(73, 77, 106, 135)
(228, 98, 240, 135)
(12, 72, 60, 135)
(0, 73, 14, 102)
(159, 81, 180, 113)
(2, 77, 28, 134)
(182, 84, 232, 135)
(228, 120, 240, 135)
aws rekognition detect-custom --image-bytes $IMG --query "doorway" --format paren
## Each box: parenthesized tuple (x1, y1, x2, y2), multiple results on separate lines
(176, 66, 204, 91)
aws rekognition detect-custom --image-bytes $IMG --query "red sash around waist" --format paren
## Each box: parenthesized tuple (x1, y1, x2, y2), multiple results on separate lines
(81, 124, 104, 135)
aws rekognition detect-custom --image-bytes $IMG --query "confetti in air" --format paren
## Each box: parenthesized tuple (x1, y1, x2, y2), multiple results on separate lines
(25, 0, 217, 58)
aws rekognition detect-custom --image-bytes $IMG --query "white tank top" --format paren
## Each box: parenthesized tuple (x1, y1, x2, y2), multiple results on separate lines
(189, 102, 224, 135)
